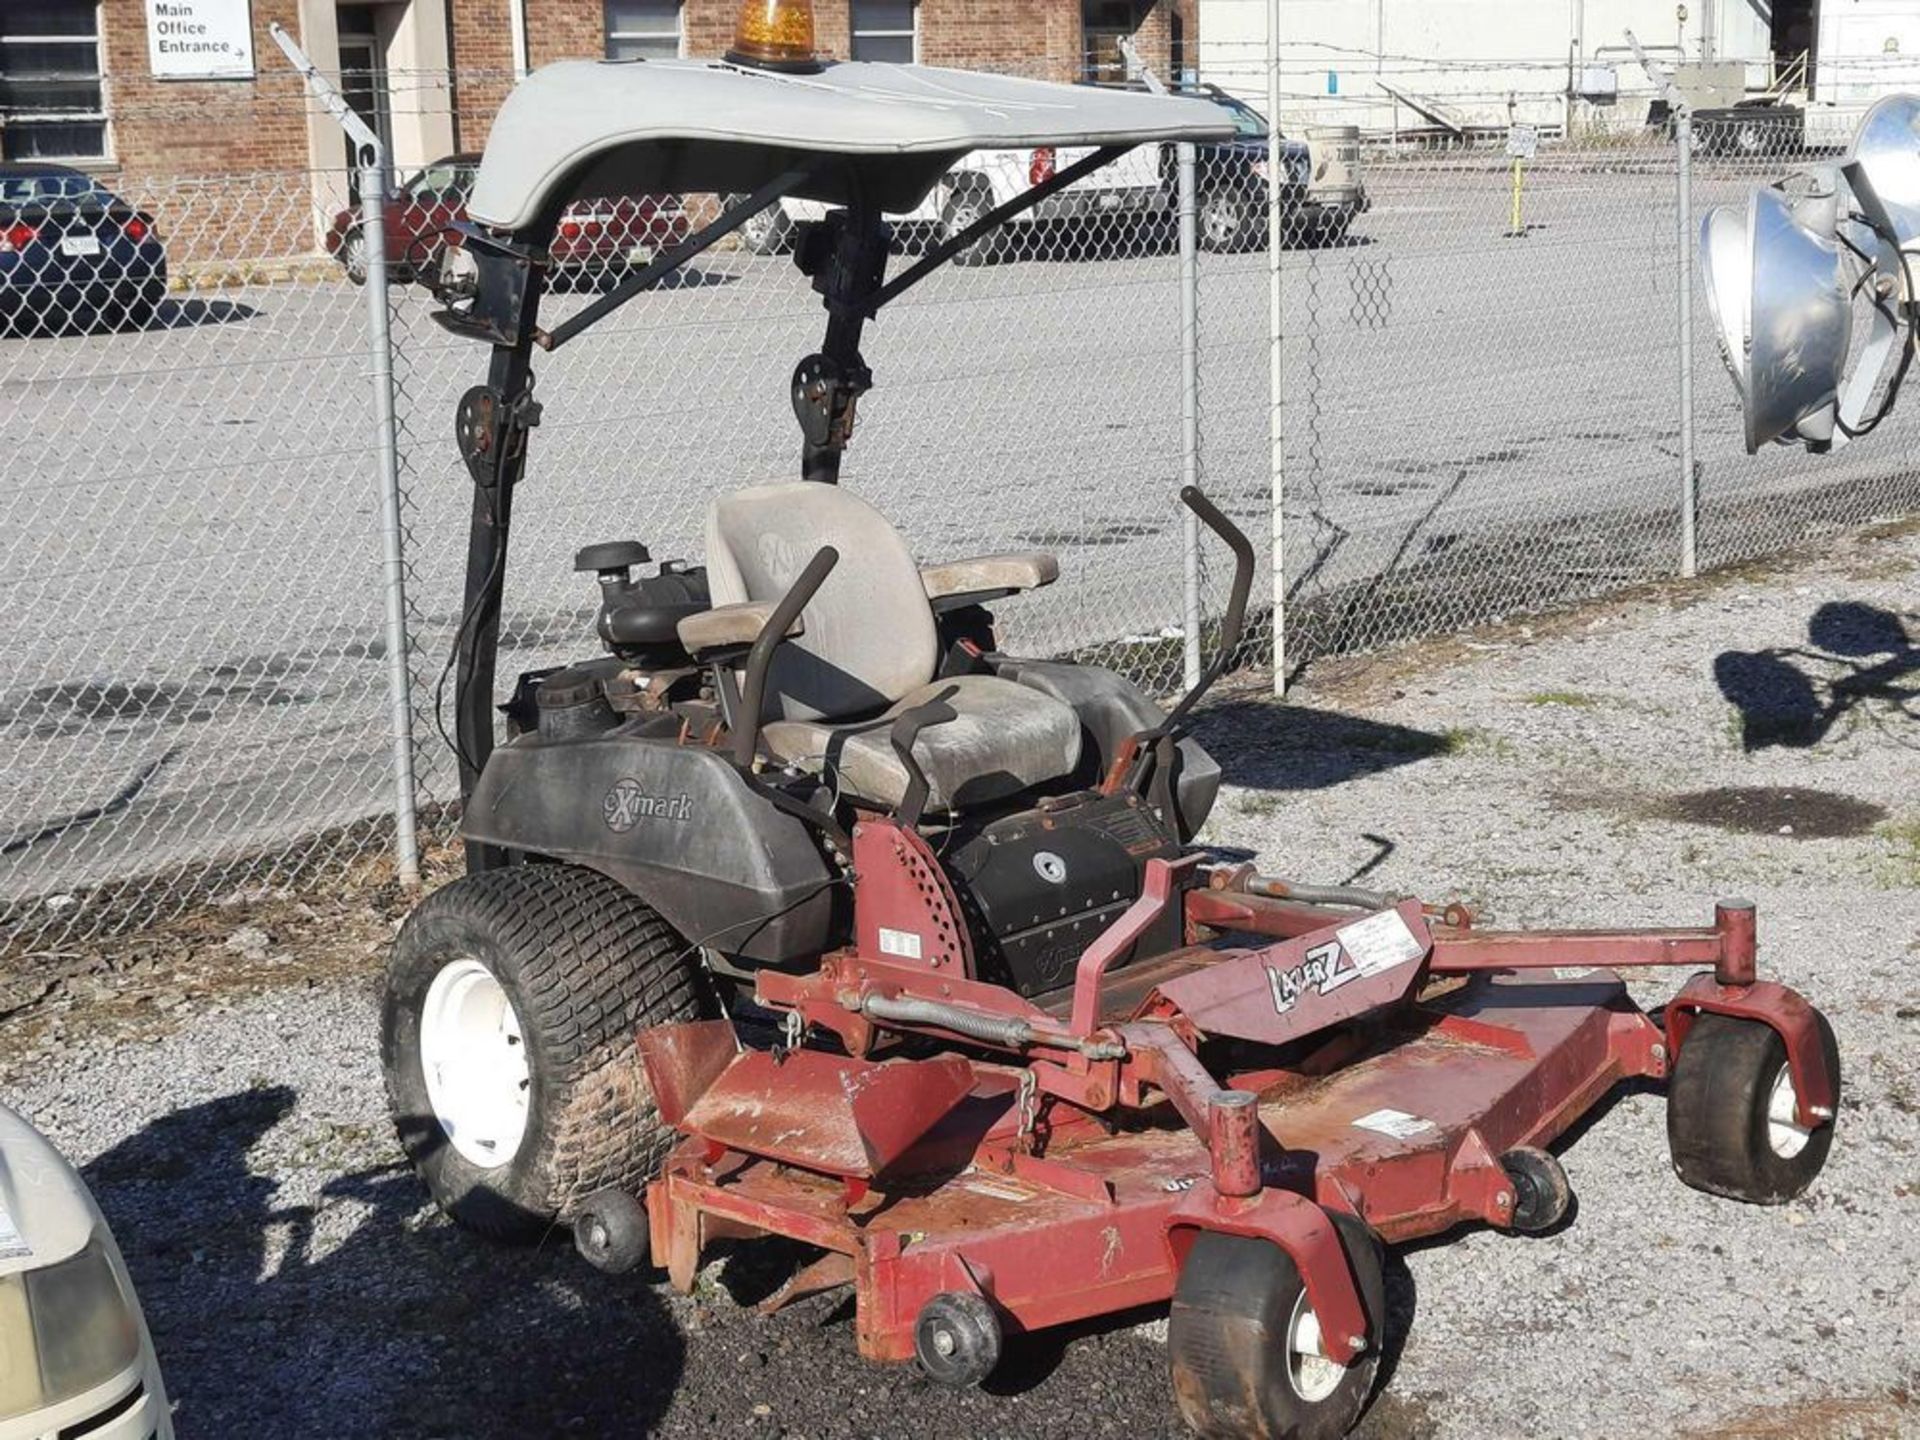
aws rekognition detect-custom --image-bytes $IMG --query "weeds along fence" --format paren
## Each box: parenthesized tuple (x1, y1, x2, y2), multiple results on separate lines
(2, 57, 1916, 948)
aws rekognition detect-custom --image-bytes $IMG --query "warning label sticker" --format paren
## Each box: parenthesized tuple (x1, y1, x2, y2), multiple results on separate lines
(1351, 1107, 1437, 1140)
(1336, 909, 1426, 977)
(877, 927, 922, 960)
(0, 1199, 30, 1260)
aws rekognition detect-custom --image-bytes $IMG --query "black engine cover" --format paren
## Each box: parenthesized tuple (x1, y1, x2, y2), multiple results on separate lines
(945, 791, 1183, 999)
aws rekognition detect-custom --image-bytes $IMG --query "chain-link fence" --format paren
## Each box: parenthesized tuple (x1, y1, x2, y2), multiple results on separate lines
(4, 53, 1916, 950)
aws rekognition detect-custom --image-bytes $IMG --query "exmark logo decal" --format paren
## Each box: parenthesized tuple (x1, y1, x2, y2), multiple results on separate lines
(1265, 940, 1358, 1014)
(602, 779, 693, 832)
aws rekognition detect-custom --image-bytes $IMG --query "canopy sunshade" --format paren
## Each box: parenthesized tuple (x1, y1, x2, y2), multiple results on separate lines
(469, 58, 1235, 231)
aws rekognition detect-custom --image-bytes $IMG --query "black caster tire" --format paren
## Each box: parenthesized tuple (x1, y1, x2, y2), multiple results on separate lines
(1668, 1010, 1840, 1204)
(1499, 1146, 1572, 1233)
(914, 1291, 1002, 1389)
(382, 864, 709, 1241)
(574, 1187, 651, 1274)
(1168, 1213, 1387, 1440)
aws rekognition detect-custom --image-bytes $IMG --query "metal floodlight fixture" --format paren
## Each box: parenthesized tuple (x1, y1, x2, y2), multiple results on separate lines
(727, 0, 821, 72)
(1846, 93, 1920, 250)
(1700, 94, 1920, 455)
(1701, 173, 1855, 453)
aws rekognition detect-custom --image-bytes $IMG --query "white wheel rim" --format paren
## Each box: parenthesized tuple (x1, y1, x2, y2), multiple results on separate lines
(419, 957, 531, 1169)
(1206, 199, 1240, 243)
(1766, 1062, 1813, 1159)
(1285, 1288, 1347, 1404)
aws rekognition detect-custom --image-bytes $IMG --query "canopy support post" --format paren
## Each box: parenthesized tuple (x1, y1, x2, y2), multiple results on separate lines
(867, 144, 1132, 311)
(793, 203, 891, 483)
(454, 241, 550, 871)
(536, 168, 817, 352)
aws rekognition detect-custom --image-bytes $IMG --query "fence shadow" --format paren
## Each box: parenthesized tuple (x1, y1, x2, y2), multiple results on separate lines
(1713, 601, 1918, 751)
(1190, 697, 1450, 792)
(84, 1087, 684, 1439)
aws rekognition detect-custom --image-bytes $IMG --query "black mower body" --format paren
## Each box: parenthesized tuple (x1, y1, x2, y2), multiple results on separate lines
(463, 729, 839, 964)
(462, 625, 1221, 979)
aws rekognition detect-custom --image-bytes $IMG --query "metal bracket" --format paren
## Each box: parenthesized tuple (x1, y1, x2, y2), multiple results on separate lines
(792, 351, 873, 450)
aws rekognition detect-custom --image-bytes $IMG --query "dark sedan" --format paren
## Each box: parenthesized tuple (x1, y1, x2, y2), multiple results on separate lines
(0, 165, 167, 337)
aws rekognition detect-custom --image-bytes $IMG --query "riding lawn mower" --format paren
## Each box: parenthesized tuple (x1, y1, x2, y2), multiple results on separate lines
(378, 10, 1842, 1435)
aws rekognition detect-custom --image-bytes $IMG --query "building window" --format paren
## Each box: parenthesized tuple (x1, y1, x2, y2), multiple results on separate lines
(1081, 0, 1143, 83)
(850, 0, 915, 63)
(605, 0, 682, 61)
(0, 1, 107, 162)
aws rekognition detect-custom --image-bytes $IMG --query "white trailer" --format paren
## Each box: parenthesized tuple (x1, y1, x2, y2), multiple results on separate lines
(1800, 0, 1920, 145)
(1195, 0, 1770, 136)
(1193, 0, 1920, 144)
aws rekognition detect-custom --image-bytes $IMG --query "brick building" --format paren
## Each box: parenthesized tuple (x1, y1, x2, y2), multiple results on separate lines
(2, 1, 1199, 186)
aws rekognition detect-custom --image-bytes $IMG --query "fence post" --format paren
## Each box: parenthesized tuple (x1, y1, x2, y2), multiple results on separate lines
(1676, 110, 1698, 579)
(1178, 141, 1202, 691)
(358, 160, 423, 888)
(1266, 0, 1287, 694)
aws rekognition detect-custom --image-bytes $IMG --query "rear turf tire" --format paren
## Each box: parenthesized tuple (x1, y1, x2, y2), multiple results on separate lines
(382, 864, 708, 1240)
(1667, 1010, 1839, 1204)
(1168, 1214, 1387, 1440)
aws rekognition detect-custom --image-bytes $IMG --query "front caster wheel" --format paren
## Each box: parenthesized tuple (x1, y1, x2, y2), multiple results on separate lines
(1668, 1010, 1840, 1204)
(574, 1187, 650, 1274)
(1168, 1214, 1387, 1440)
(914, 1291, 1001, 1388)
(1499, 1146, 1572, 1233)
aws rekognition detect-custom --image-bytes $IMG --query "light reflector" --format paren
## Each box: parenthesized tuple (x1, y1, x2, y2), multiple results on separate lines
(1743, 185, 1853, 452)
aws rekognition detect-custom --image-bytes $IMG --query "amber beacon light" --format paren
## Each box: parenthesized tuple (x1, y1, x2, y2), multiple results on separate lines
(727, 0, 821, 70)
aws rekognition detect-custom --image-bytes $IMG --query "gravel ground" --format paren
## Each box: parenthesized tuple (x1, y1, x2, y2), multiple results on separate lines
(3, 521, 1916, 1439)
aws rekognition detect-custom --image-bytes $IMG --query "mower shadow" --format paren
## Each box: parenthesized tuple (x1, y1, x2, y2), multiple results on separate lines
(82, 1089, 684, 1439)
(1189, 697, 1451, 791)
(1714, 600, 1918, 750)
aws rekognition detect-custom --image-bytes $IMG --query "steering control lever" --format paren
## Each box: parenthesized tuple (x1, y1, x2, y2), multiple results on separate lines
(734, 545, 840, 768)
(1160, 486, 1256, 735)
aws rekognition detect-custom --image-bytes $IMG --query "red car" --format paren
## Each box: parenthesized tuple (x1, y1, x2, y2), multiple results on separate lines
(324, 154, 688, 285)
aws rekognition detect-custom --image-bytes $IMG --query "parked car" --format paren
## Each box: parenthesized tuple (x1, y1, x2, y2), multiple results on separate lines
(1140, 83, 1367, 252)
(0, 165, 168, 337)
(324, 154, 690, 285)
(0, 1103, 171, 1440)
(731, 82, 1365, 263)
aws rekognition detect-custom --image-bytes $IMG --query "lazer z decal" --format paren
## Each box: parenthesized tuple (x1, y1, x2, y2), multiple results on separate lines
(602, 778, 694, 832)
(1265, 940, 1355, 1014)
(1264, 911, 1427, 1016)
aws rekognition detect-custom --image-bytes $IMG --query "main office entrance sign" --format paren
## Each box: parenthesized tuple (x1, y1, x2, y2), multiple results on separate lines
(146, 0, 256, 81)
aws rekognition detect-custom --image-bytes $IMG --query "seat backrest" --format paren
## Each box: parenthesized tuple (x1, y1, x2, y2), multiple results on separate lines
(706, 482, 938, 722)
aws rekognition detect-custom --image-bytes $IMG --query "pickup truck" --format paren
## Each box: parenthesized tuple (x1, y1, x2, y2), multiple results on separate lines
(732, 83, 1365, 261)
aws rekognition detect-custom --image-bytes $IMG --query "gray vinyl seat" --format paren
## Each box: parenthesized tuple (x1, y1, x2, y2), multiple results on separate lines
(704, 482, 1082, 813)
